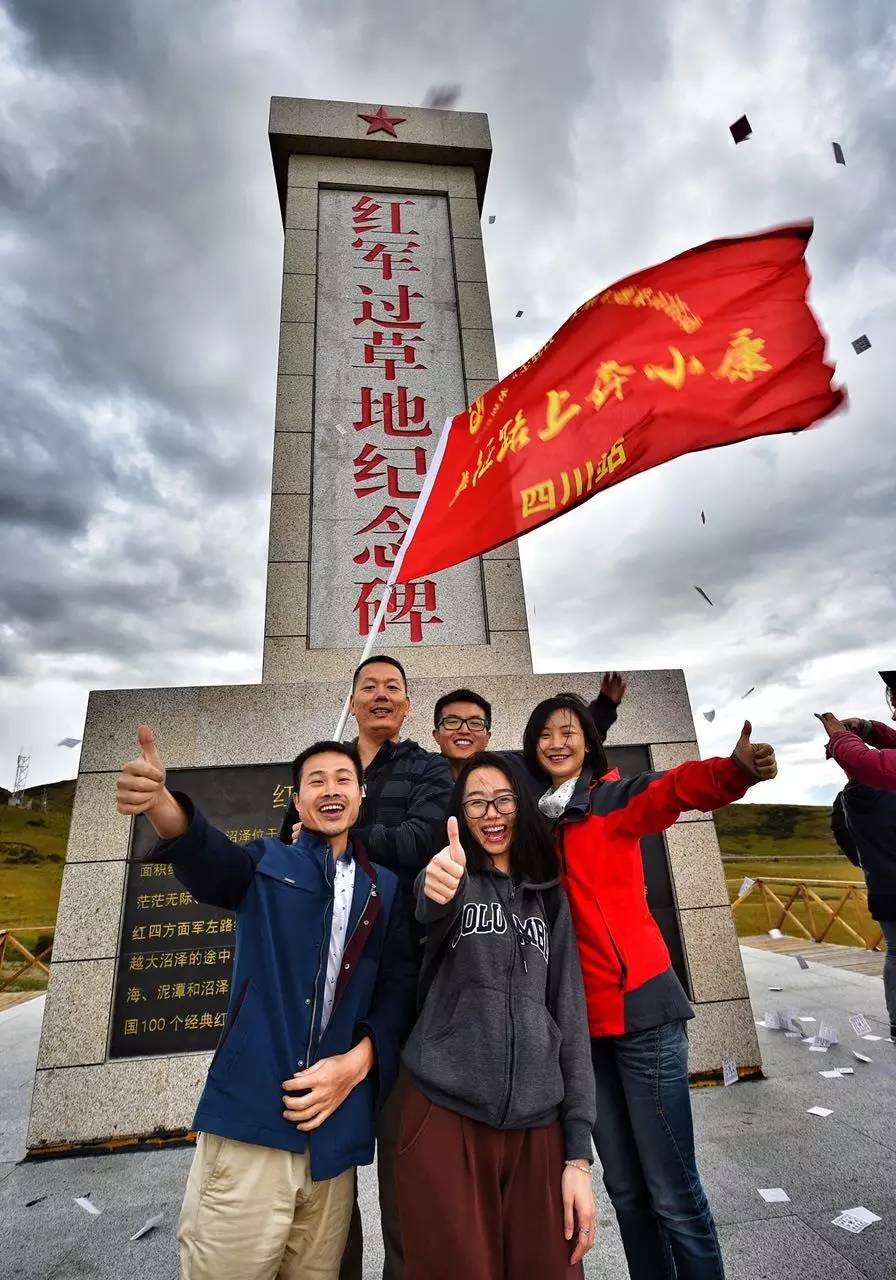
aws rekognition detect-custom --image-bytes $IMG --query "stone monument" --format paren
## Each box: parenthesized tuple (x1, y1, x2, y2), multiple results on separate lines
(27, 98, 759, 1155)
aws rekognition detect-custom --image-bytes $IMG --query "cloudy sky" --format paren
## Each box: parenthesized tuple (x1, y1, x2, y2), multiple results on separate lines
(1, 0, 892, 803)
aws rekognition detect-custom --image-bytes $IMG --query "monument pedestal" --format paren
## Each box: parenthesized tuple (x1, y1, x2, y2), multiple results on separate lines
(28, 97, 758, 1154)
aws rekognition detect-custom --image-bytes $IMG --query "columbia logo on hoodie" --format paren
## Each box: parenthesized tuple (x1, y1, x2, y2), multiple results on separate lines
(450, 901, 550, 966)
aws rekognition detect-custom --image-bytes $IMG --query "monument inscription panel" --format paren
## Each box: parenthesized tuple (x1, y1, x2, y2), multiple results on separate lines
(310, 188, 487, 649)
(109, 763, 291, 1058)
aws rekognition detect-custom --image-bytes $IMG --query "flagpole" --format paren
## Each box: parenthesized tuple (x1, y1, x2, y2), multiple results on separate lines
(332, 414, 456, 741)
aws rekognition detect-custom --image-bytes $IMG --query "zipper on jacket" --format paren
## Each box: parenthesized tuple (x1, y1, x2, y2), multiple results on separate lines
(304, 856, 335, 1070)
(499, 880, 518, 1126)
(559, 819, 628, 989)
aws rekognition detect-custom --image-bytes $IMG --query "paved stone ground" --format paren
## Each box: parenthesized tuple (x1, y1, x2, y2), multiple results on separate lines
(1, 948, 894, 1279)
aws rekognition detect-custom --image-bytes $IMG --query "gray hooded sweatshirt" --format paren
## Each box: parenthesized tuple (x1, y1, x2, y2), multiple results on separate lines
(402, 864, 596, 1161)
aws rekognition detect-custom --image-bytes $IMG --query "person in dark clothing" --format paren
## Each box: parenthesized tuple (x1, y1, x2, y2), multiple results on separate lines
(115, 731, 415, 1280)
(430, 672, 627, 786)
(279, 655, 453, 1280)
(835, 782, 896, 1039)
(523, 694, 778, 1280)
(397, 753, 596, 1279)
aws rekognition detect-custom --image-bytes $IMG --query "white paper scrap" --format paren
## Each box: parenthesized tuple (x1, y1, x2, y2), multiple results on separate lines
(795, 954, 810, 969)
(819, 1069, 844, 1078)
(809, 1045, 829, 1052)
(75, 1197, 102, 1216)
(769, 928, 784, 939)
(832, 1207, 881, 1233)
(758, 1188, 791, 1203)
(852, 1052, 873, 1063)
(815, 1022, 839, 1048)
(769, 986, 784, 992)
(862, 1034, 883, 1041)
(130, 1213, 164, 1241)
(849, 1014, 872, 1037)
(807, 1106, 833, 1117)
(784, 1031, 801, 1038)
(722, 1055, 738, 1086)
(739, 876, 755, 898)
(837, 1067, 854, 1075)
(764, 1011, 783, 1030)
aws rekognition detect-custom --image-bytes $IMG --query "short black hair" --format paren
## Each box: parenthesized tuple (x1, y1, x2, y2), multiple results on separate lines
(292, 741, 363, 790)
(434, 688, 492, 729)
(452, 752, 557, 882)
(522, 693, 608, 782)
(352, 655, 408, 692)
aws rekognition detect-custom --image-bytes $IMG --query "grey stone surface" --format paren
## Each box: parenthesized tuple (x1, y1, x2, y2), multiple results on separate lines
(284, 184, 317, 231)
(282, 228, 316, 275)
(457, 281, 494, 331)
(262, 630, 536, 682)
(267, 494, 309, 562)
(264, 562, 308, 637)
(688, 997, 761, 1074)
(28, 1059, 170, 1148)
(277, 321, 314, 375)
(11, 948, 896, 1276)
(448, 196, 482, 239)
(271, 431, 311, 495)
(0, 995, 43, 1162)
(66, 773, 130, 863)
(665, 820, 731, 909)
(681, 906, 750, 1003)
(649, 739, 711, 821)
(483, 538, 520, 560)
(461, 326, 499, 382)
(50, 863, 126, 964)
(482, 559, 528, 632)
(274, 374, 313, 431)
(430, 163, 478, 198)
(79, 688, 199, 773)
(37, 961, 114, 1069)
(452, 236, 488, 282)
(280, 272, 315, 324)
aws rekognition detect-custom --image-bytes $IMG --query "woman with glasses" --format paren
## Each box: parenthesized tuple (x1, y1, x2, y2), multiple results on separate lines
(522, 693, 778, 1280)
(395, 752, 596, 1279)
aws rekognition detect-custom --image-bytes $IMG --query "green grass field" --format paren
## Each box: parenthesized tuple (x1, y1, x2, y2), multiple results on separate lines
(0, 780, 74, 991)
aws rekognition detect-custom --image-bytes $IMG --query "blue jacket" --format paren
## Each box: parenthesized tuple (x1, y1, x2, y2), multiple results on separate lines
(159, 794, 416, 1181)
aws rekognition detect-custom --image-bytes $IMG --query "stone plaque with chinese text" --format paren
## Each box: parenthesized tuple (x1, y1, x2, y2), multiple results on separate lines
(109, 763, 291, 1058)
(310, 189, 488, 648)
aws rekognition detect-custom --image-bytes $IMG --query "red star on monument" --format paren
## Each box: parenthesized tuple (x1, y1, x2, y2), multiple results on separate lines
(358, 106, 406, 137)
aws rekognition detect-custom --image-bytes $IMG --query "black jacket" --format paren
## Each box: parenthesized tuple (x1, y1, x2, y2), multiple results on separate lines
(838, 783, 896, 921)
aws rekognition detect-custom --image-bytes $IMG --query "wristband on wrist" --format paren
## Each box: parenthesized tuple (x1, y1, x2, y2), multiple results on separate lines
(564, 1159, 591, 1173)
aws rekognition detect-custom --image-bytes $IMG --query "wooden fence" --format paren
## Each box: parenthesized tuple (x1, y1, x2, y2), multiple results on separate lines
(0, 927, 55, 993)
(731, 877, 882, 950)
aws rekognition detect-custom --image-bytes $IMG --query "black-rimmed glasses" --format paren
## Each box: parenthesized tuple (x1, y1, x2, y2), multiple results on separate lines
(438, 715, 490, 732)
(462, 793, 518, 819)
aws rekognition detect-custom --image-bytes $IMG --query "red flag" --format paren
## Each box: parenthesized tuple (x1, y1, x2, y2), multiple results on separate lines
(395, 222, 844, 584)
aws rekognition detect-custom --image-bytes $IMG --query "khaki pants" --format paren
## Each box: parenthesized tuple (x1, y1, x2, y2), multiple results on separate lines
(179, 1133, 355, 1280)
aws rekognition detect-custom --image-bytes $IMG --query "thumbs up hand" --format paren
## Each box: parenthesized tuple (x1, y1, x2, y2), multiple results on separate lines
(423, 816, 467, 905)
(732, 720, 777, 782)
(116, 726, 187, 838)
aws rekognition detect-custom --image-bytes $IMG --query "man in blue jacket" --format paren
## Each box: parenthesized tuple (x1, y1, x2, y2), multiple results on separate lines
(116, 727, 416, 1280)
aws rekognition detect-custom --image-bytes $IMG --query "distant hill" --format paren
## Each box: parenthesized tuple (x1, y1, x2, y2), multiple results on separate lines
(713, 802, 836, 858)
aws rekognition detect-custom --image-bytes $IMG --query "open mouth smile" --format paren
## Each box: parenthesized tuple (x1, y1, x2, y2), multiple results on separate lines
(480, 823, 507, 844)
(318, 802, 346, 818)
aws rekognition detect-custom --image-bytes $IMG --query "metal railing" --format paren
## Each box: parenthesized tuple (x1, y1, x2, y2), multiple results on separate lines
(0, 926, 55, 993)
(731, 878, 883, 951)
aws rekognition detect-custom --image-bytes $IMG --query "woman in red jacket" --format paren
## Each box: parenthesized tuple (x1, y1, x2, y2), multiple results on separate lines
(522, 694, 777, 1280)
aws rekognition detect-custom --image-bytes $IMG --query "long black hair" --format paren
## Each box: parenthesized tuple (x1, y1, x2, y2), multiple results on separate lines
(451, 751, 557, 883)
(522, 692, 608, 783)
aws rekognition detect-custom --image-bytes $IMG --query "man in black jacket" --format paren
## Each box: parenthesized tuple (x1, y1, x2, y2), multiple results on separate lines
(280, 655, 452, 1280)
(835, 782, 896, 1041)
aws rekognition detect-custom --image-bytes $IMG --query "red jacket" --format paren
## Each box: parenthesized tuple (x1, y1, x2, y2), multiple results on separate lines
(556, 757, 751, 1037)
(829, 721, 896, 791)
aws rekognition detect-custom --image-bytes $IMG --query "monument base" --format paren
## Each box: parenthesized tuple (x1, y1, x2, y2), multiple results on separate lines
(28, 670, 759, 1152)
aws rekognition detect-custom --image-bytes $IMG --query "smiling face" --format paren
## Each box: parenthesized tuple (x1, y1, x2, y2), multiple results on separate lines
(536, 708, 587, 785)
(294, 750, 363, 838)
(433, 699, 491, 767)
(350, 661, 410, 742)
(462, 765, 518, 863)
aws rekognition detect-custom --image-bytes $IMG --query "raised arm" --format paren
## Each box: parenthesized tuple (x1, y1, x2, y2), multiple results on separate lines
(818, 713, 896, 791)
(613, 722, 776, 839)
(355, 752, 453, 876)
(116, 725, 257, 910)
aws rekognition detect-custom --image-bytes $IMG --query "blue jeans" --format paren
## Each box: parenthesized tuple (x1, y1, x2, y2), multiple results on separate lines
(591, 1020, 724, 1280)
(879, 919, 896, 1030)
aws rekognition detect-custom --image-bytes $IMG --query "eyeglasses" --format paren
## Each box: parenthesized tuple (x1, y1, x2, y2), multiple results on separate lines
(462, 793, 518, 819)
(438, 715, 490, 732)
